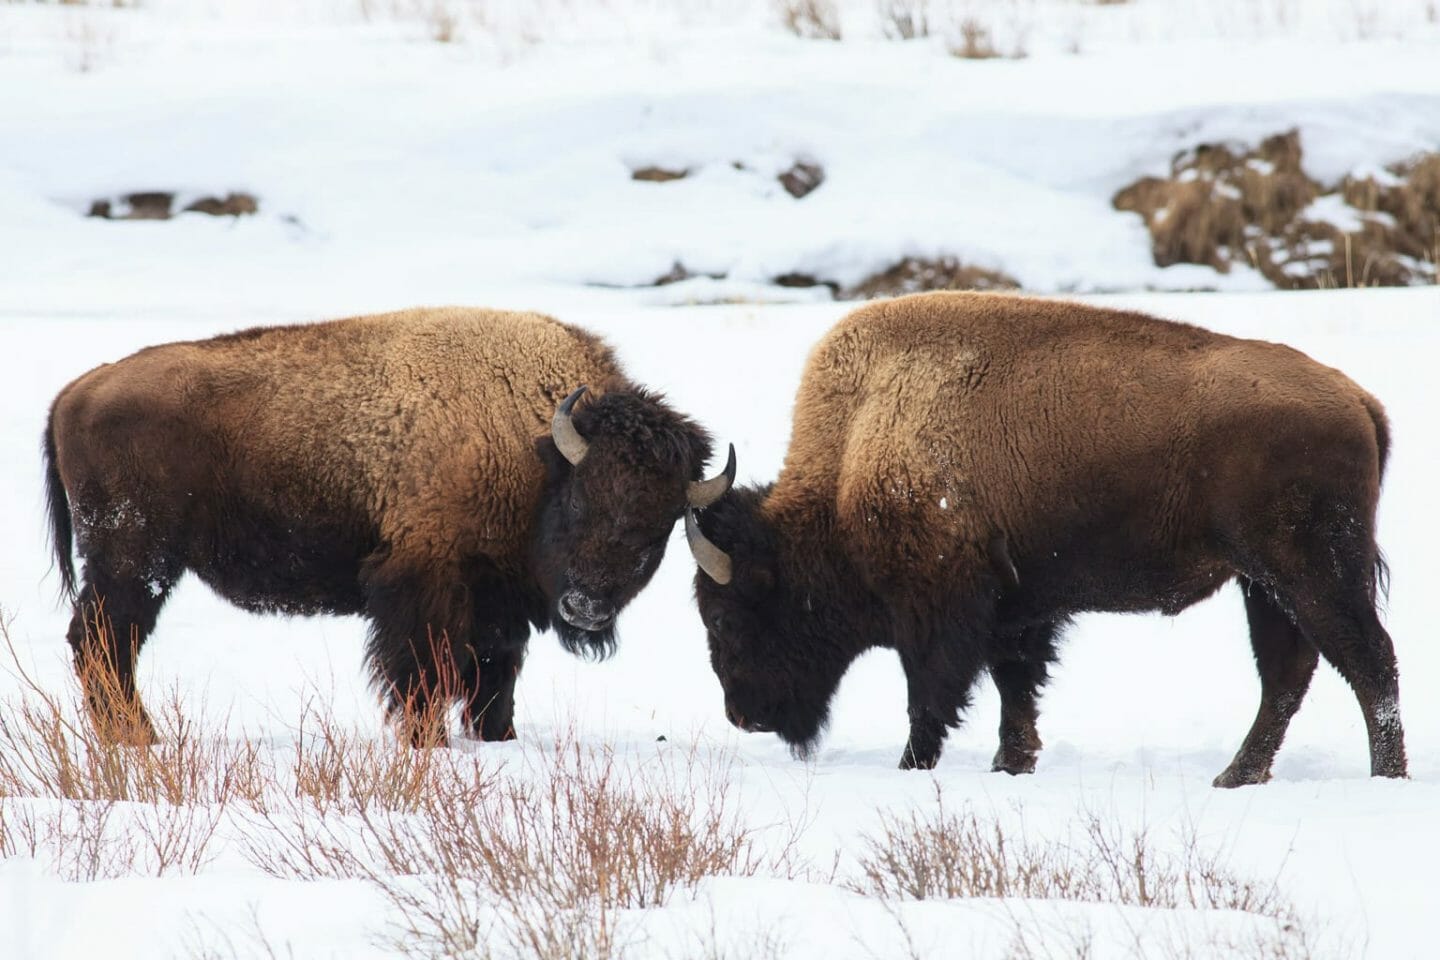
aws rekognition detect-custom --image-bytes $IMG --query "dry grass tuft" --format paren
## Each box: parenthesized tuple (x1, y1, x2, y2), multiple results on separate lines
(1115, 131, 1439, 288)
(775, 0, 843, 40)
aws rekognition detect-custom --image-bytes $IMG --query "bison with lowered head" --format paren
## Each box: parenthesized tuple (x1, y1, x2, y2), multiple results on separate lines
(45, 306, 732, 745)
(687, 292, 1405, 787)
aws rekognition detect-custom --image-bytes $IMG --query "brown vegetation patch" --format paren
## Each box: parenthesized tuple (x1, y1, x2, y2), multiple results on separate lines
(653, 261, 725, 286)
(844, 256, 1021, 299)
(88, 191, 260, 221)
(1115, 131, 1439, 287)
(948, 17, 1003, 59)
(778, 159, 825, 199)
(878, 0, 931, 40)
(631, 166, 689, 183)
(773, 272, 840, 295)
(775, 0, 842, 40)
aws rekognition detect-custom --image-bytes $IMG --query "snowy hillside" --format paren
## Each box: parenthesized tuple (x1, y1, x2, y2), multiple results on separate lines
(2, 2, 1439, 958)
(1, 0, 1439, 315)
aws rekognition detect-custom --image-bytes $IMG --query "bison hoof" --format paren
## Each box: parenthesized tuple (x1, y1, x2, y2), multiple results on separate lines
(990, 752, 1037, 776)
(1212, 764, 1270, 789)
(899, 751, 939, 771)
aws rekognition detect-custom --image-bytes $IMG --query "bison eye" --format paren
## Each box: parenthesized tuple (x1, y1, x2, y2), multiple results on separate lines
(568, 491, 582, 516)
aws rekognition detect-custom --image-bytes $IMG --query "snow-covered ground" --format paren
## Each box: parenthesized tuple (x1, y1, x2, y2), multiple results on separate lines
(2, 1, 1439, 958)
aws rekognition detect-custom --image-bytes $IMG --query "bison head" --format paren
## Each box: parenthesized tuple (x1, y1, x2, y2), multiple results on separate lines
(687, 485, 860, 757)
(532, 386, 733, 658)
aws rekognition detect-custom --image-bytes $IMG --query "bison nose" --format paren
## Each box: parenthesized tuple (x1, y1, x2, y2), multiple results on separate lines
(724, 703, 773, 734)
(558, 590, 615, 631)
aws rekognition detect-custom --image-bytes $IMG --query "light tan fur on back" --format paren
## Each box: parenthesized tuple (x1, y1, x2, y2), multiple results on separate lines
(53, 307, 624, 576)
(767, 292, 1383, 590)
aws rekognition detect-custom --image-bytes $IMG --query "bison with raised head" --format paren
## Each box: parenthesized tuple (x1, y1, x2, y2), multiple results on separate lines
(45, 306, 733, 745)
(686, 292, 1405, 787)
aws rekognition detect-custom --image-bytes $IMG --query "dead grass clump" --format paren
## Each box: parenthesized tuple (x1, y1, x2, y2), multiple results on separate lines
(632, 166, 689, 182)
(88, 191, 260, 220)
(845, 256, 1021, 298)
(877, 0, 931, 40)
(776, 0, 842, 40)
(949, 16, 1003, 58)
(1115, 131, 1439, 288)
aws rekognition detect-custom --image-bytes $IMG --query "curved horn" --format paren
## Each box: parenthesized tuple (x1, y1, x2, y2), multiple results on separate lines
(685, 509, 733, 585)
(687, 443, 736, 509)
(551, 386, 590, 466)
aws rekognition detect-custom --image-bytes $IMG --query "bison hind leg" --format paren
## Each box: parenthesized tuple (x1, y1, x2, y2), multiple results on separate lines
(1284, 577, 1406, 780)
(1213, 581, 1319, 788)
(1234, 503, 1406, 782)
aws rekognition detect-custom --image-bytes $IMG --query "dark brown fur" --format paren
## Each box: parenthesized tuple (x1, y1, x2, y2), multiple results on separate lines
(45, 306, 714, 745)
(692, 292, 1404, 786)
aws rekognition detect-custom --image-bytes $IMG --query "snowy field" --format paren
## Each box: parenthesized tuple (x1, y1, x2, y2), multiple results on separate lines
(2, 1, 1439, 958)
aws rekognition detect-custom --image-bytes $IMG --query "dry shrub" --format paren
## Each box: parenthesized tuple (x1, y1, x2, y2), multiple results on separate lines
(852, 791, 1288, 915)
(243, 732, 806, 959)
(0, 622, 264, 807)
(846, 256, 1021, 298)
(1115, 131, 1439, 288)
(878, 0, 931, 39)
(0, 618, 253, 878)
(776, 0, 842, 40)
(850, 786, 1314, 957)
(1, 797, 229, 880)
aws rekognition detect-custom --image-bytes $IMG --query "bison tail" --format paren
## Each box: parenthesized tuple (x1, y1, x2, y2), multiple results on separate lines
(1373, 550, 1391, 606)
(1360, 393, 1391, 606)
(43, 407, 77, 600)
(1363, 393, 1391, 485)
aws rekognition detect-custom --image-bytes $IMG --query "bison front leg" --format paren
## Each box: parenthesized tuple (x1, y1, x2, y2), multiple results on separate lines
(462, 648, 524, 742)
(989, 659, 1047, 775)
(988, 622, 1059, 776)
(362, 563, 472, 748)
(898, 645, 980, 771)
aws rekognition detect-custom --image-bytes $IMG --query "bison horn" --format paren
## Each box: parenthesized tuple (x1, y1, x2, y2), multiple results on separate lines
(687, 443, 736, 509)
(552, 386, 590, 466)
(685, 509, 733, 585)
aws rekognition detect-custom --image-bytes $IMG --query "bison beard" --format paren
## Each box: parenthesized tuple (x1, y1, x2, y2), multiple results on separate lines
(688, 292, 1406, 786)
(43, 308, 729, 748)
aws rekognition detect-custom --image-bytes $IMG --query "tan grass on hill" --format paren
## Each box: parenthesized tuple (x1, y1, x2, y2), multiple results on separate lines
(1115, 130, 1440, 288)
